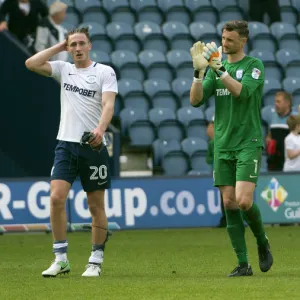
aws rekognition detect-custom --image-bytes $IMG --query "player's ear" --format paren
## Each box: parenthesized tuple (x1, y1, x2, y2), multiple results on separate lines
(88, 41, 92, 51)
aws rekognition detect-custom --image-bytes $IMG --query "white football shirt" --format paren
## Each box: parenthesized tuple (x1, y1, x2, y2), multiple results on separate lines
(283, 132, 300, 172)
(49, 61, 118, 143)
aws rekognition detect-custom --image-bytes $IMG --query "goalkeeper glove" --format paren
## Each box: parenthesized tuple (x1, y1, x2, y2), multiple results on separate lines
(190, 41, 208, 82)
(203, 42, 228, 79)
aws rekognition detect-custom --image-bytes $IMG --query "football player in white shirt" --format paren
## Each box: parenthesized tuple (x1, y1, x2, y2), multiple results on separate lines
(25, 27, 118, 278)
(283, 115, 300, 172)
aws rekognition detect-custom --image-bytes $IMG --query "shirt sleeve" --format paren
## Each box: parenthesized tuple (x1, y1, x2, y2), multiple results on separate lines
(236, 59, 264, 100)
(102, 66, 118, 93)
(192, 68, 215, 107)
(285, 136, 296, 150)
(48, 61, 66, 81)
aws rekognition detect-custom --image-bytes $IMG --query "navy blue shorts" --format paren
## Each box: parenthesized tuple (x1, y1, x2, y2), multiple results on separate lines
(51, 141, 111, 192)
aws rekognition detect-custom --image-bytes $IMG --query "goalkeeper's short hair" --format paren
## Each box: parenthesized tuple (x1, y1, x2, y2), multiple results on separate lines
(222, 20, 249, 39)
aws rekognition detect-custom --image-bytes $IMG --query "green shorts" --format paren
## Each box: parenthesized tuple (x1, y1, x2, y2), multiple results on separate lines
(213, 147, 262, 187)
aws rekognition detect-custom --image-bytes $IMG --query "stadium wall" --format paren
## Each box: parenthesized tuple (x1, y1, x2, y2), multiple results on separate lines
(0, 173, 299, 232)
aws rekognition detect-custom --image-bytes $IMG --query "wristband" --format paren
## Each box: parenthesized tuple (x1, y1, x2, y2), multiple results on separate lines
(194, 69, 200, 78)
(193, 77, 203, 83)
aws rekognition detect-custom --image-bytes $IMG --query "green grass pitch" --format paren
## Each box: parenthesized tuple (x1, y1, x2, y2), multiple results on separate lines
(0, 226, 299, 300)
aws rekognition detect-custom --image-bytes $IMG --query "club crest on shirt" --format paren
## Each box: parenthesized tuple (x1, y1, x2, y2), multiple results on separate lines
(236, 69, 243, 80)
(86, 75, 97, 84)
(251, 68, 261, 79)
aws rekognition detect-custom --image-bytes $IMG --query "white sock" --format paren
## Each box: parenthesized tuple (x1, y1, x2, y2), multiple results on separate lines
(88, 250, 104, 265)
(55, 252, 67, 262)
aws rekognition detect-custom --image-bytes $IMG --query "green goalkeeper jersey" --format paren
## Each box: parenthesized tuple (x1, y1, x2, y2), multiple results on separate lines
(200, 56, 264, 152)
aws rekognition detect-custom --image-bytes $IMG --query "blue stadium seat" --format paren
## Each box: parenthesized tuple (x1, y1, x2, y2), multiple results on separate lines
(102, 0, 136, 26)
(211, 0, 238, 11)
(74, 0, 109, 26)
(119, 108, 148, 135)
(218, 6, 244, 23)
(177, 107, 206, 139)
(90, 50, 111, 65)
(249, 49, 282, 81)
(106, 22, 141, 53)
(261, 105, 274, 125)
(189, 22, 219, 44)
(111, 50, 146, 81)
(128, 121, 156, 146)
(282, 77, 300, 106)
(130, 0, 164, 25)
(172, 77, 192, 107)
(270, 22, 300, 52)
(248, 22, 277, 52)
(177, 107, 206, 127)
(162, 150, 190, 176)
(263, 79, 282, 106)
(237, 0, 249, 14)
(162, 22, 193, 51)
(276, 49, 300, 78)
(118, 78, 150, 111)
(190, 154, 212, 174)
(166, 50, 192, 78)
(205, 106, 215, 122)
(149, 108, 176, 127)
(157, 119, 186, 141)
(65, 8, 81, 27)
(134, 21, 168, 53)
(152, 139, 181, 167)
(144, 79, 180, 112)
(282, 77, 300, 94)
(184, 0, 218, 24)
(279, 0, 298, 26)
(139, 50, 174, 82)
(181, 137, 208, 157)
(291, 0, 300, 11)
(62, 22, 76, 32)
(79, 22, 112, 53)
(157, 0, 191, 26)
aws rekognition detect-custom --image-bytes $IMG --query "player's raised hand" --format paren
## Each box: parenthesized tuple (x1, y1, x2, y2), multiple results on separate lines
(190, 41, 208, 71)
(203, 42, 227, 78)
(203, 42, 223, 71)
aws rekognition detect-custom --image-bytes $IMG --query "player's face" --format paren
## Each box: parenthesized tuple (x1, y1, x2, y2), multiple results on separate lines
(222, 30, 246, 54)
(275, 96, 290, 115)
(67, 33, 92, 62)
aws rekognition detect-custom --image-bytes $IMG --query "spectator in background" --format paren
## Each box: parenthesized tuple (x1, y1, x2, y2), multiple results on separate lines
(35, 1, 68, 61)
(248, 0, 281, 24)
(283, 115, 300, 172)
(206, 115, 226, 228)
(0, 0, 48, 48)
(265, 91, 298, 171)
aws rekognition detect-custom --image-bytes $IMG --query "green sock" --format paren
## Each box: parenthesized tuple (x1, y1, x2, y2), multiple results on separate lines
(225, 209, 248, 265)
(242, 203, 268, 247)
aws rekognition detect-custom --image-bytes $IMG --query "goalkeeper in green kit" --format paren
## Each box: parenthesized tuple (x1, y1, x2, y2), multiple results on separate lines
(190, 20, 273, 277)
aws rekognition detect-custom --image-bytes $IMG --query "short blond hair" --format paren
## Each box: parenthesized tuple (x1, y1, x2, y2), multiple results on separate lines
(49, 1, 67, 16)
(287, 115, 300, 131)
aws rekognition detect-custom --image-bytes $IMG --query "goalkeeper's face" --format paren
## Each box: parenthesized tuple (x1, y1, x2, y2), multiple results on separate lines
(221, 30, 246, 55)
